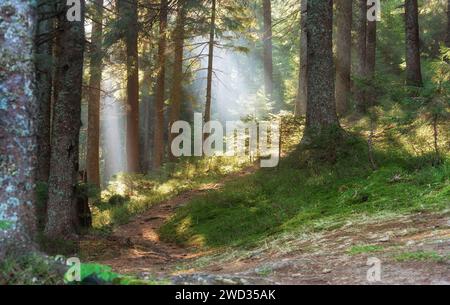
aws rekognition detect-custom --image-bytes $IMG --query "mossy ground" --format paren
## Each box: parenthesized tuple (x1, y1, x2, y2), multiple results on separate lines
(159, 141, 449, 250)
(91, 156, 251, 232)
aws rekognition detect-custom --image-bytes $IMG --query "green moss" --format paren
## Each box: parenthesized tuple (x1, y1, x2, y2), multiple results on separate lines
(159, 136, 450, 249)
(0, 220, 13, 230)
(394, 251, 448, 263)
(65, 263, 169, 285)
(347, 245, 385, 255)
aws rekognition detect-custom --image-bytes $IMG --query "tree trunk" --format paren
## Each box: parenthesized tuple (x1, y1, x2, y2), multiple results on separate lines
(295, 0, 307, 116)
(405, 0, 423, 86)
(87, 0, 104, 188)
(45, 0, 85, 238)
(140, 9, 158, 173)
(204, 0, 216, 124)
(35, 0, 55, 230)
(169, 0, 186, 161)
(0, 0, 38, 258)
(355, 0, 367, 113)
(446, 0, 450, 47)
(35, 0, 54, 185)
(302, 0, 341, 144)
(366, 19, 377, 78)
(366, 14, 377, 106)
(263, 0, 273, 102)
(152, 0, 168, 170)
(120, 0, 140, 173)
(335, 0, 352, 116)
(140, 45, 152, 172)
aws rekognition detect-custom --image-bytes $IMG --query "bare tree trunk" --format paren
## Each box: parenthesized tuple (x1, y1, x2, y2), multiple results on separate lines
(446, 0, 450, 47)
(405, 0, 423, 86)
(263, 0, 273, 102)
(0, 0, 38, 258)
(335, 0, 352, 116)
(366, 15, 378, 170)
(45, 0, 86, 238)
(355, 0, 367, 113)
(35, 0, 55, 230)
(87, 0, 104, 188)
(366, 19, 377, 79)
(204, 0, 216, 124)
(169, 0, 186, 161)
(120, 0, 140, 172)
(153, 0, 168, 170)
(140, 46, 152, 172)
(302, 0, 341, 145)
(35, 0, 54, 185)
(295, 0, 307, 116)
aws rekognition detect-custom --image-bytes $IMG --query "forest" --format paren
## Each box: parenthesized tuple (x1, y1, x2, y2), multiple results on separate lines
(0, 0, 449, 286)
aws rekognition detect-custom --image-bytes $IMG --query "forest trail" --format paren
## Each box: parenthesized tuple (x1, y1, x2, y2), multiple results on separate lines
(81, 162, 450, 284)
(194, 211, 450, 285)
(81, 166, 259, 277)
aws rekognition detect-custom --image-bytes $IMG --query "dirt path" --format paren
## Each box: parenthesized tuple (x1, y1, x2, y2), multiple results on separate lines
(81, 166, 257, 277)
(197, 212, 450, 285)
(81, 166, 449, 284)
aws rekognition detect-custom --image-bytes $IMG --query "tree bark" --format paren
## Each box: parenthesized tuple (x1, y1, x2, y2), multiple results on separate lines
(204, 0, 216, 124)
(355, 0, 367, 113)
(295, 0, 307, 116)
(45, 0, 85, 238)
(405, 0, 423, 86)
(335, 0, 352, 116)
(0, 0, 38, 258)
(302, 0, 341, 144)
(35, 0, 55, 230)
(169, 0, 186, 161)
(263, 0, 273, 102)
(152, 0, 168, 170)
(140, 45, 152, 172)
(446, 0, 450, 47)
(87, 0, 104, 188)
(366, 18, 377, 78)
(366, 14, 377, 106)
(120, 0, 140, 173)
(35, 0, 54, 185)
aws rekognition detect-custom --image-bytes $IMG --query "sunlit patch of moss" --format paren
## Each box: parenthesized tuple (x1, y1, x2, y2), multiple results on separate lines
(91, 156, 252, 230)
(64, 263, 169, 285)
(176, 217, 192, 236)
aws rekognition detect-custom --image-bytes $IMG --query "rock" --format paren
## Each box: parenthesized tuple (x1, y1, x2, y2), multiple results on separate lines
(378, 235, 390, 242)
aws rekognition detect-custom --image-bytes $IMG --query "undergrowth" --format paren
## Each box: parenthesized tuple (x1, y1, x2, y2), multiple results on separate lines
(159, 120, 449, 250)
(91, 156, 251, 231)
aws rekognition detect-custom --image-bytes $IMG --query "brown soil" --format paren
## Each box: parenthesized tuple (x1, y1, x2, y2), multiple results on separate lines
(81, 167, 257, 277)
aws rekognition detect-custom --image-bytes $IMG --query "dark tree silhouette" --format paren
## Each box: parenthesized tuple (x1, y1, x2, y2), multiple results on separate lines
(405, 0, 423, 86)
